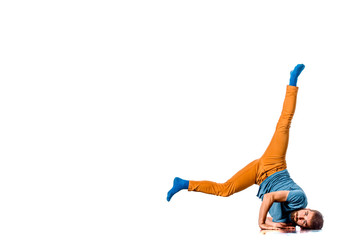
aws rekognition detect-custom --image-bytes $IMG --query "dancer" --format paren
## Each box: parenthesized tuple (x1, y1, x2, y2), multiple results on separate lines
(167, 64, 323, 230)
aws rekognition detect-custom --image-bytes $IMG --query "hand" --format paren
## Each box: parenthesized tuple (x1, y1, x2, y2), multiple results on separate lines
(273, 222, 296, 230)
(260, 228, 297, 235)
(259, 223, 280, 230)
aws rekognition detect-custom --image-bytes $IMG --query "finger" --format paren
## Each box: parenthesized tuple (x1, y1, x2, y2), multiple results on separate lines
(279, 225, 294, 228)
(268, 227, 280, 230)
(282, 226, 296, 230)
(278, 225, 294, 228)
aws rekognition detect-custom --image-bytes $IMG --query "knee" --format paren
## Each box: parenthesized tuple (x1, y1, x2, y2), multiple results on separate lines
(218, 182, 234, 197)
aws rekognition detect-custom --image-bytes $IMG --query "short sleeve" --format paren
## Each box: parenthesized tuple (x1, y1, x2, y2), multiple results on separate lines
(286, 190, 308, 210)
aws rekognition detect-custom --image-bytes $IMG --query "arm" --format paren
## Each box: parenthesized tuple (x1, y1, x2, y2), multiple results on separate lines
(265, 216, 295, 230)
(258, 191, 289, 230)
(265, 217, 275, 226)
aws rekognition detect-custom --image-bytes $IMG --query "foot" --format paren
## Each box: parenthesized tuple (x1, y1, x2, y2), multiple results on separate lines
(289, 64, 305, 86)
(167, 177, 189, 202)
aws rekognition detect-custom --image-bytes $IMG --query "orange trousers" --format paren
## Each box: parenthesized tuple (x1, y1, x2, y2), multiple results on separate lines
(188, 85, 299, 197)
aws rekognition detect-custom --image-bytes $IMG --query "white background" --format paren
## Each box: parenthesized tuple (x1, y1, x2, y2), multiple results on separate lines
(1, 1, 359, 239)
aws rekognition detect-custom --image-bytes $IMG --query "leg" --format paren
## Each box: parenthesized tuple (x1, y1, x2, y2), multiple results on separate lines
(256, 85, 299, 184)
(188, 159, 259, 197)
(167, 177, 189, 201)
(289, 64, 305, 87)
(167, 65, 304, 199)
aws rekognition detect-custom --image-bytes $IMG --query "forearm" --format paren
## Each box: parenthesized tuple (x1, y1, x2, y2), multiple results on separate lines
(258, 194, 274, 226)
(265, 217, 275, 226)
(258, 191, 289, 230)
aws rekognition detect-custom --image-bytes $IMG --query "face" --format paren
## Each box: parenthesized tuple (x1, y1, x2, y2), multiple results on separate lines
(290, 209, 314, 228)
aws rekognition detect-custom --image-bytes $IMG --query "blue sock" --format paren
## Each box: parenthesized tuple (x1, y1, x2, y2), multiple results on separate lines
(289, 64, 305, 86)
(167, 177, 189, 202)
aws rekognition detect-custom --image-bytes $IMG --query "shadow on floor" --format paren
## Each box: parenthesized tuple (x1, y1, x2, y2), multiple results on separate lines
(260, 228, 322, 235)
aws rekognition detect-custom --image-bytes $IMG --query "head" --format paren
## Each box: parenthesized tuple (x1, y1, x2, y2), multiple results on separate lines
(290, 208, 324, 230)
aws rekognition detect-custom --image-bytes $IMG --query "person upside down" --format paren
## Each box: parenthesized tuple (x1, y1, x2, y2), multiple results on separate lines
(166, 64, 324, 231)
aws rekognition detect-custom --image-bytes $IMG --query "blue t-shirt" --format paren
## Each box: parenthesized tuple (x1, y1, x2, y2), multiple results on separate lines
(256, 169, 308, 223)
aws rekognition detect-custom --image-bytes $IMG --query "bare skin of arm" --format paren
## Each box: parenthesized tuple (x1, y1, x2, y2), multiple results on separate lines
(265, 217, 276, 226)
(258, 191, 296, 230)
(265, 217, 295, 229)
